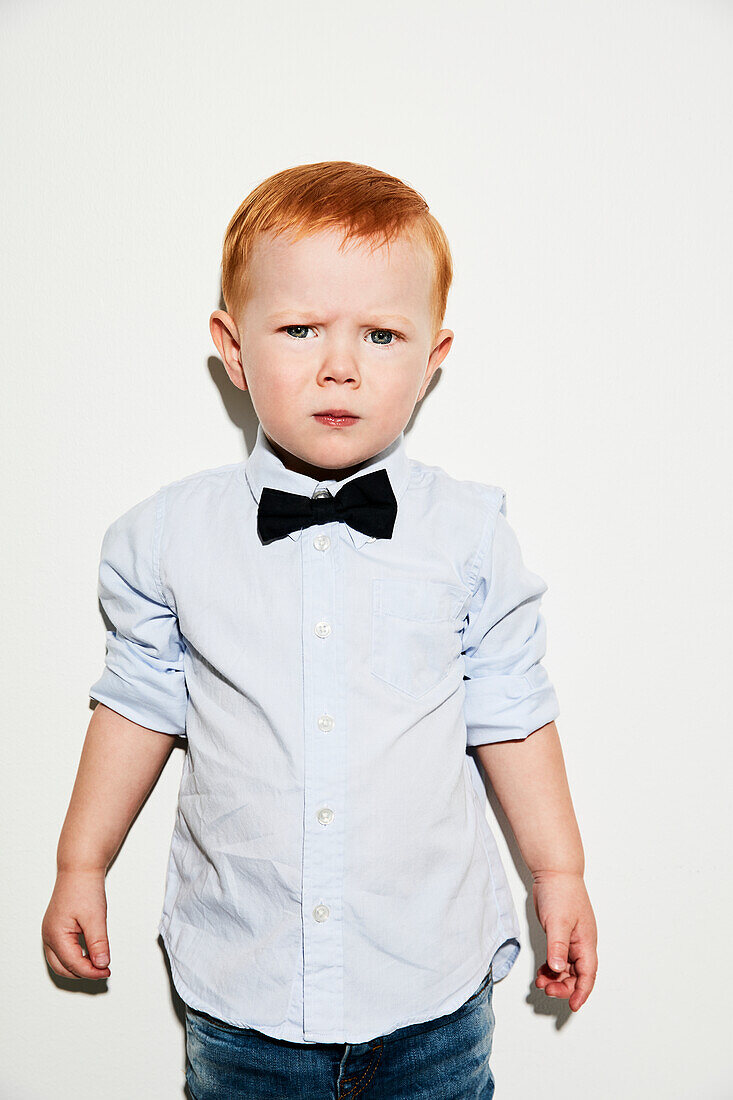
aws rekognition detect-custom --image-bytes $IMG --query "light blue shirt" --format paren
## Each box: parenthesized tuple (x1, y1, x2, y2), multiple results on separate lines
(89, 423, 560, 1044)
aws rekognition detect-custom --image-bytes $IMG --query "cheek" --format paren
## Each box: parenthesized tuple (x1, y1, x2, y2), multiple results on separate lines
(383, 358, 426, 403)
(246, 355, 301, 401)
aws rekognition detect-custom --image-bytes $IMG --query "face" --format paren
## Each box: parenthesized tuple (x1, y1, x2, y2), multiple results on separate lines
(210, 226, 453, 481)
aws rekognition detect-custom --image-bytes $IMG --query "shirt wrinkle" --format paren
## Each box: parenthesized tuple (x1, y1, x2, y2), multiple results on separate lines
(89, 422, 559, 1043)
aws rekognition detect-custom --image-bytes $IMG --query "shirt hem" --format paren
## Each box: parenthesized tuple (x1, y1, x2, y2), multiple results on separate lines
(159, 918, 520, 1045)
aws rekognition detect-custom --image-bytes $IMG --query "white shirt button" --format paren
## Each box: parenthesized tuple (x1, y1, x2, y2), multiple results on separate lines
(315, 621, 331, 638)
(313, 534, 330, 551)
(317, 807, 334, 825)
(313, 904, 330, 922)
(318, 714, 335, 732)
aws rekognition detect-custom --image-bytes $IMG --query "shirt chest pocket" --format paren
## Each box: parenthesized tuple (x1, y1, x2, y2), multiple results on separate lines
(371, 578, 463, 698)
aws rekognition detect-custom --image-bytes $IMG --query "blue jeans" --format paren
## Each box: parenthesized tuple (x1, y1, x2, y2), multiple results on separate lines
(184, 964, 495, 1099)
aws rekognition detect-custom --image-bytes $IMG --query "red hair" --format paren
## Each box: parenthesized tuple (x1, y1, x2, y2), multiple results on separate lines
(219, 161, 453, 341)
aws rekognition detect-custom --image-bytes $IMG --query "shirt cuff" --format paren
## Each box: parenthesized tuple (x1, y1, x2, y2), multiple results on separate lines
(89, 657, 188, 737)
(464, 664, 560, 746)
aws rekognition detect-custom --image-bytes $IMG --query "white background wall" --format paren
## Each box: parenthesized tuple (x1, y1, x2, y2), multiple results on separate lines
(3, 1, 731, 1096)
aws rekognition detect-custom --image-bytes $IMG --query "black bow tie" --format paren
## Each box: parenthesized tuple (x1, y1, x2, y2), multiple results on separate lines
(257, 468, 397, 544)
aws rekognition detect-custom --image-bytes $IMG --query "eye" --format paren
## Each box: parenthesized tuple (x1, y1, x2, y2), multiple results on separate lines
(280, 325, 402, 346)
(283, 325, 313, 339)
(368, 329, 401, 347)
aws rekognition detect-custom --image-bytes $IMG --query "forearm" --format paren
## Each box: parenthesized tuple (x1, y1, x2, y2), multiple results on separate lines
(56, 702, 176, 874)
(475, 721, 584, 877)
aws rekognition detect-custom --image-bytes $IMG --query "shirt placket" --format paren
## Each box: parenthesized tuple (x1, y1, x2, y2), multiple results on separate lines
(300, 487, 347, 1039)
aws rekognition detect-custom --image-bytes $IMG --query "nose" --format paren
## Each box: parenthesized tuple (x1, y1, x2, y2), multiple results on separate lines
(317, 340, 359, 383)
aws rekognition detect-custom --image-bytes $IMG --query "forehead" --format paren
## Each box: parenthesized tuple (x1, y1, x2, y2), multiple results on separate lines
(246, 227, 433, 317)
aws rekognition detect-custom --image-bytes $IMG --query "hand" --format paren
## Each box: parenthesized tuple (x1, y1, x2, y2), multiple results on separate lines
(41, 869, 112, 980)
(532, 869, 597, 1011)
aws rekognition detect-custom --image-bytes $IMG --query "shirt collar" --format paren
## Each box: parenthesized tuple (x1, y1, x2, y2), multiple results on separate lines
(243, 422, 412, 548)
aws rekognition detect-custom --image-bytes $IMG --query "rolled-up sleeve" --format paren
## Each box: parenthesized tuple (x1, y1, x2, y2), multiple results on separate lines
(88, 488, 188, 736)
(462, 491, 559, 746)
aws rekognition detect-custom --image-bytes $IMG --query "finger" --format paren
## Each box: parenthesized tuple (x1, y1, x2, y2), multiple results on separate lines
(544, 976, 576, 998)
(44, 941, 109, 980)
(81, 924, 111, 970)
(74, 909, 111, 970)
(80, 943, 112, 977)
(536, 973, 572, 992)
(545, 925, 572, 973)
(49, 928, 110, 980)
(536, 960, 571, 986)
(44, 944, 82, 980)
(568, 953, 597, 1011)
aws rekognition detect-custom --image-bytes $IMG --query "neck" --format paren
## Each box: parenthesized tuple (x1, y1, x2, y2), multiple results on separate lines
(265, 434, 369, 483)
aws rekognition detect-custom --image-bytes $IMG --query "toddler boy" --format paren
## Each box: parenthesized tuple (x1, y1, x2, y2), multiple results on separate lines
(43, 161, 597, 1099)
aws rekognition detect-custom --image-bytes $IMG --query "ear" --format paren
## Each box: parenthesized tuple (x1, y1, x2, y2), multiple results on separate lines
(210, 310, 247, 391)
(418, 328, 454, 400)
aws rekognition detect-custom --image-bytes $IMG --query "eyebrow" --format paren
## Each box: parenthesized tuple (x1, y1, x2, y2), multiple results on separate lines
(266, 311, 414, 329)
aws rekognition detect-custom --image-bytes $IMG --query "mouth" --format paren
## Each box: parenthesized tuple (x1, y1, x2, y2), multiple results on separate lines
(313, 410, 360, 427)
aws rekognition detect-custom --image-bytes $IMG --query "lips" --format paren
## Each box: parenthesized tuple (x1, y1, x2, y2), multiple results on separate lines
(316, 410, 357, 417)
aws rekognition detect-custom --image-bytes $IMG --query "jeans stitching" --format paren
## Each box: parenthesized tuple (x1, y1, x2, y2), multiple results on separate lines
(340, 1041, 381, 1086)
(339, 1039, 384, 1098)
